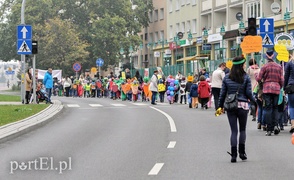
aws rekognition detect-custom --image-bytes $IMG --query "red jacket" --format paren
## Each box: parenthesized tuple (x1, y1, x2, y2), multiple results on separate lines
(198, 81, 211, 98)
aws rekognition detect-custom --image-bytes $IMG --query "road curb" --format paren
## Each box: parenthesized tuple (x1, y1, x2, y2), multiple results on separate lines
(0, 100, 64, 144)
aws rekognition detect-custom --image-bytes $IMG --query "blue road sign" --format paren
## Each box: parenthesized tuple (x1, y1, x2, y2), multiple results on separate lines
(261, 33, 274, 48)
(73, 62, 82, 72)
(17, 25, 32, 39)
(96, 58, 104, 67)
(17, 25, 32, 55)
(260, 18, 274, 33)
(17, 40, 32, 55)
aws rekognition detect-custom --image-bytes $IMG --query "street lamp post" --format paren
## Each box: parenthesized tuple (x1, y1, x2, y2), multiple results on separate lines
(284, 8, 291, 33)
(188, 30, 193, 56)
(202, 29, 208, 75)
(174, 33, 180, 63)
(129, 45, 133, 77)
(220, 23, 226, 62)
(139, 43, 143, 68)
(238, 21, 245, 56)
(159, 39, 168, 66)
(119, 47, 124, 71)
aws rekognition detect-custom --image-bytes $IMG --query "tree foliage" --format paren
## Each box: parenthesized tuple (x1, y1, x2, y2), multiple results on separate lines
(0, 0, 153, 75)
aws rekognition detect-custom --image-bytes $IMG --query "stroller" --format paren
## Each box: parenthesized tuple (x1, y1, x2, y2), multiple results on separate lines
(36, 88, 49, 103)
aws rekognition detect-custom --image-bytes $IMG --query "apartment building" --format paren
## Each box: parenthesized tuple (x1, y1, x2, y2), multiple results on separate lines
(137, 0, 293, 73)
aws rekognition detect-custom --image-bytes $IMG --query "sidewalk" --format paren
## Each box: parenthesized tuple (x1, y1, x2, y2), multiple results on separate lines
(0, 100, 64, 143)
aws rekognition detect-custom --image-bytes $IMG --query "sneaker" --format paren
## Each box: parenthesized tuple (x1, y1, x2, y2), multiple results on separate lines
(252, 117, 256, 121)
(262, 126, 267, 131)
(266, 131, 272, 136)
(257, 123, 261, 129)
(274, 126, 280, 135)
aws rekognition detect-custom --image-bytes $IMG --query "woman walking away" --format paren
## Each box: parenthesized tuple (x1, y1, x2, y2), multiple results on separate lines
(284, 57, 294, 133)
(218, 56, 256, 163)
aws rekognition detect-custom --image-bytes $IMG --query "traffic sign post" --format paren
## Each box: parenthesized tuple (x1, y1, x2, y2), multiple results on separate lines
(96, 58, 104, 77)
(73, 62, 82, 79)
(259, 18, 274, 48)
(17, 25, 32, 55)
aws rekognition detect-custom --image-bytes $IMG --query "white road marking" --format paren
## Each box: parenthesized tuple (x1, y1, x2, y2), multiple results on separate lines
(167, 141, 176, 148)
(148, 163, 164, 175)
(67, 104, 80, 107)
(150, 106, 177, 132)
(89, 104, 103, 107)
(111, 104, 126, 107)
(132, 103, 148, 106)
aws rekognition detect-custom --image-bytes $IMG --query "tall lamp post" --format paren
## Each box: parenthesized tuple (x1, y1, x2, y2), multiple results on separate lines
(129, 45, 134, 77)
(188, 30, 193, 56)
(202, 29, 208, 55)
(139, 43, 143, 69)
(284, 8, 291, 33)
(173, 34, 180, 62)
(119, 47, 124, 71)
(220, 23, 226, 62)
(238, 21, 245, 56)
(158, 39, 168, 67)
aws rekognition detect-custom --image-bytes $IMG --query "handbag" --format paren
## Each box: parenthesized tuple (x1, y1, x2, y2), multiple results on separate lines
(285, 84, 294, 94)
(224, 86, 241, 111)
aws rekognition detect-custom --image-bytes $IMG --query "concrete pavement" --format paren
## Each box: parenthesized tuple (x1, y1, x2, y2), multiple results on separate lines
(0, 100, 64, 143)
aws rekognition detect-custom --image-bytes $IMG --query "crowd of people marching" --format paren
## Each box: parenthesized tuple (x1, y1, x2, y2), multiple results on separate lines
(24, 49, 294, 163)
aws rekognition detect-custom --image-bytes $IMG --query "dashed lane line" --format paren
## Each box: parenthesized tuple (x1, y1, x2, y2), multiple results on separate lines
(148, 163, 164, 175)
(67, 104, 80, 107)
(167, 141, 176, 148)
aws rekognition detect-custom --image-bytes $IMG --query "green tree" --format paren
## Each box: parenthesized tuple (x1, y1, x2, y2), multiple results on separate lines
(0, 0, 153, 74)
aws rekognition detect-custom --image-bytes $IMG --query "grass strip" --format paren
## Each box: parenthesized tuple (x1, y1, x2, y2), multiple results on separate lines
(0, 104, 49, 126)
(0, 94, 21, 102)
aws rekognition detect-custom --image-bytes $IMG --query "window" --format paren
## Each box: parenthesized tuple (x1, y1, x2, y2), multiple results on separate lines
(149, 11, 153, 22)
(176, 0, 180, 10)
(181, 0, 185, 6)
(246, 1, 261, 18)
(155, 32, 159, 42)
(286, 0, 293, 12)
(149, 33, 153, 42)
(176, 23, 180, 33)
(169, 25, 173, 39)
(169, 0, 173, 12)
(191, 19, 197, 33)
(181, 22, 185, 33)
(187, 20, 191, 32)
(145, 33, 148, 41)
(160, 30, 164, 40)
(191, 0, 196, 6)
(160, 8, 164, 20)
(154, 9, 158, 21)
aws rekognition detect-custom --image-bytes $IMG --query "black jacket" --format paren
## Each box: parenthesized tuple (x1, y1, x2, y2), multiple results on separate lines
(284, 61, 294, 88)
(218, 74, 255, 108)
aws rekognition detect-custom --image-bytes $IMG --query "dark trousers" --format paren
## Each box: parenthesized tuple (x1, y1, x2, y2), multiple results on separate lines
(212, 87, 221, 110)
(25, 91, 31, 104)
(159, 92, 165, 102)
(46, 88, 52, 102)
(227, 108, 249, 147)
(151, 91, 157, 104)
(65, 87, 70, 97)
(180, 94, 186, 103)
(199, 97, 209, 108)
(263, 93, 279, 131)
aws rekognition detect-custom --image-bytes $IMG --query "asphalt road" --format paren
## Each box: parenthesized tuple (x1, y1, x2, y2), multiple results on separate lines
(0, 96, 293, 180)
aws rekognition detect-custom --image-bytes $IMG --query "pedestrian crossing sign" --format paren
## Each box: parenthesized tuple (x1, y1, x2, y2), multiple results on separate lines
(17, 40, 32, 55)
(261, 33, 274, 48)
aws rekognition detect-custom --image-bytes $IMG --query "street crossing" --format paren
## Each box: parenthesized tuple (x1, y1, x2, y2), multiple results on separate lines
(65, 102, 171, 108)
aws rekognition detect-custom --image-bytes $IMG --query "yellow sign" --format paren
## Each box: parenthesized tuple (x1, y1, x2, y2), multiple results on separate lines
(240, 36, 262, 53)
(275, 44, 289, 62)
(226, 60, 233, 69)
(121, 72, 126, 79)
(91, 67, 97, 74)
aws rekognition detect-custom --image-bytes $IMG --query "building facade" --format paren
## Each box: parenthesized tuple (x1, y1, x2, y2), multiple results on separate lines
(137, 0, 294, 75)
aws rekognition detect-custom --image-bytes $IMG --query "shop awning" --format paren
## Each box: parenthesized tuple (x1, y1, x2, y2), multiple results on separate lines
(176, 56, 197, 62)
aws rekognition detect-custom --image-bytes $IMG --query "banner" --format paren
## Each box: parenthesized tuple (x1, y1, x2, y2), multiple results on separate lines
(37, 69, 62, 80)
